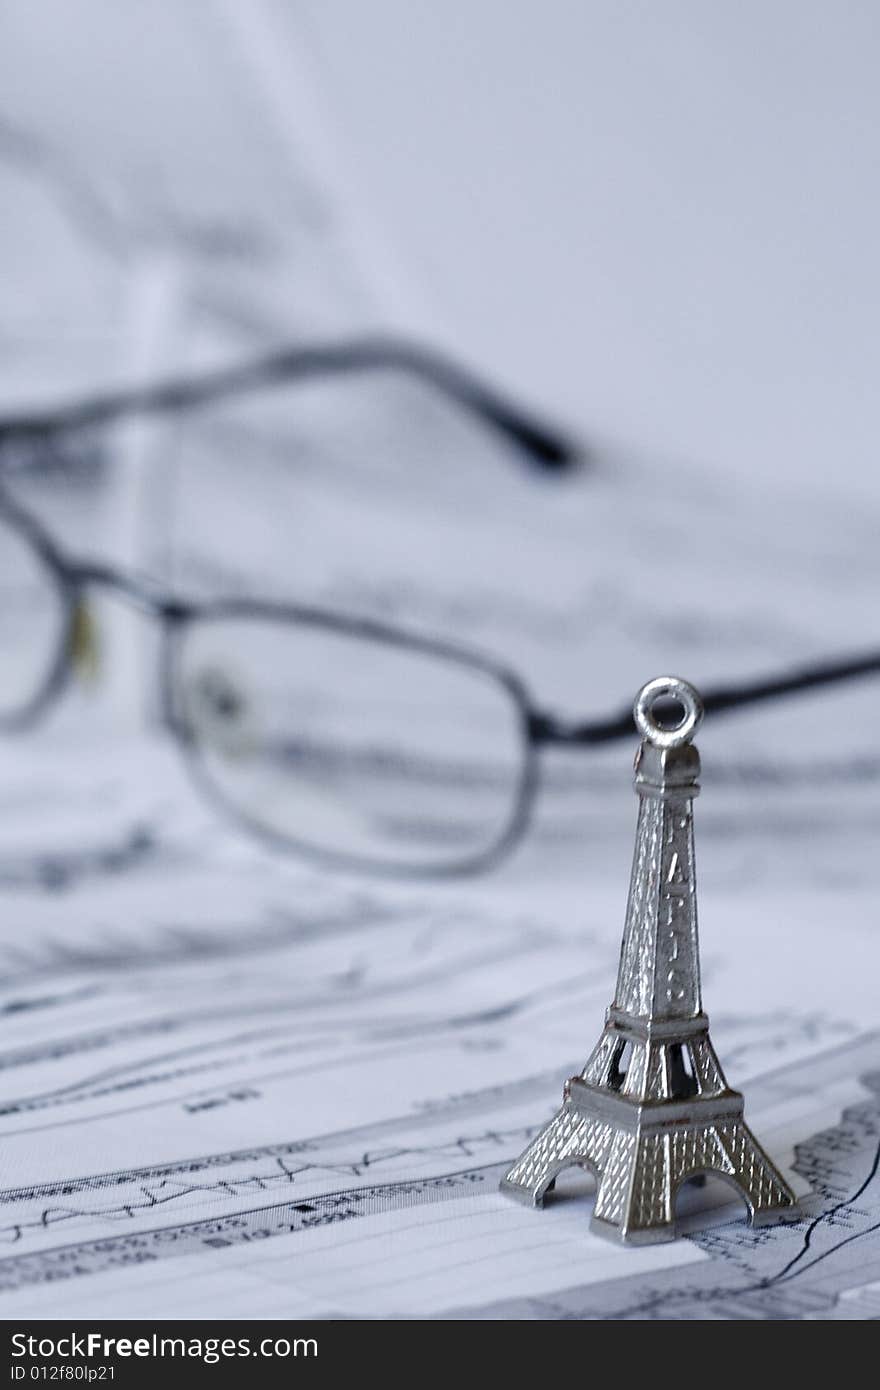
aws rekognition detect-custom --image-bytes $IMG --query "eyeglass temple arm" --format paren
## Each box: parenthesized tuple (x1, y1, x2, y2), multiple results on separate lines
(531, 647, 880, 746)
(0, 336, 580, 473)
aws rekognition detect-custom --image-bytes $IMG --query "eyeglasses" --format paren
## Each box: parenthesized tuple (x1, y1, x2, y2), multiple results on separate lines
(2, 335, 880, 877)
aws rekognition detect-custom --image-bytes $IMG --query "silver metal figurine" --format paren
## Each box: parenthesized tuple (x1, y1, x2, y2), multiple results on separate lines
(501, 675, 799, 1244)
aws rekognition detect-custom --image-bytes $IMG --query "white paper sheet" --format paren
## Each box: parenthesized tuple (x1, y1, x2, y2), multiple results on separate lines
(0, 1, 878, 1322)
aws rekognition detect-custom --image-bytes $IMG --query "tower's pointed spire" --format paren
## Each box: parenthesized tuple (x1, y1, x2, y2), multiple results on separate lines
(614, 675, 704, 1023)
(501, 676, 799, 1244)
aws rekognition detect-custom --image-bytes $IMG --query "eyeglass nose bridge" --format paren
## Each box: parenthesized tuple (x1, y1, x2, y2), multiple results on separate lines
(69, 560, 190, 622)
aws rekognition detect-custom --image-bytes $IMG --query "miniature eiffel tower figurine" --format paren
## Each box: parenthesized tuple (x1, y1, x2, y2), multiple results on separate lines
(501, 675, 798, 1244)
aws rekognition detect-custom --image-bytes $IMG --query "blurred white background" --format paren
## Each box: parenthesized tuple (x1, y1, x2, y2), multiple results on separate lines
(300, 0, 880, 500)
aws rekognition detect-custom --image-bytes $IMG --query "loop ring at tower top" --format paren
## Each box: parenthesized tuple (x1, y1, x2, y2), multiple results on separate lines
(633, 675, 704, 749)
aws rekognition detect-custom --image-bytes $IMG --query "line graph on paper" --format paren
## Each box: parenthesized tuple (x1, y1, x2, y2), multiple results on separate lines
(0, 1027, 877, 1319)
(0, 818, 876, 1324)
(0, 720, 876, 1319)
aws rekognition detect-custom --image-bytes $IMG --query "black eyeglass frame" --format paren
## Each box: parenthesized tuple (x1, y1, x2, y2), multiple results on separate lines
(5, 485, 880, 877)
(2, 334, 880, 876)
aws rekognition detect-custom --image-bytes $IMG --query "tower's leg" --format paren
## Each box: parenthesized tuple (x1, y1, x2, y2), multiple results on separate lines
(501, 1106, 613, 1207)
(712, 1121, 798, 1226)
(592, 1131, 675, 1244)
(595, 1120, 798, 1244)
